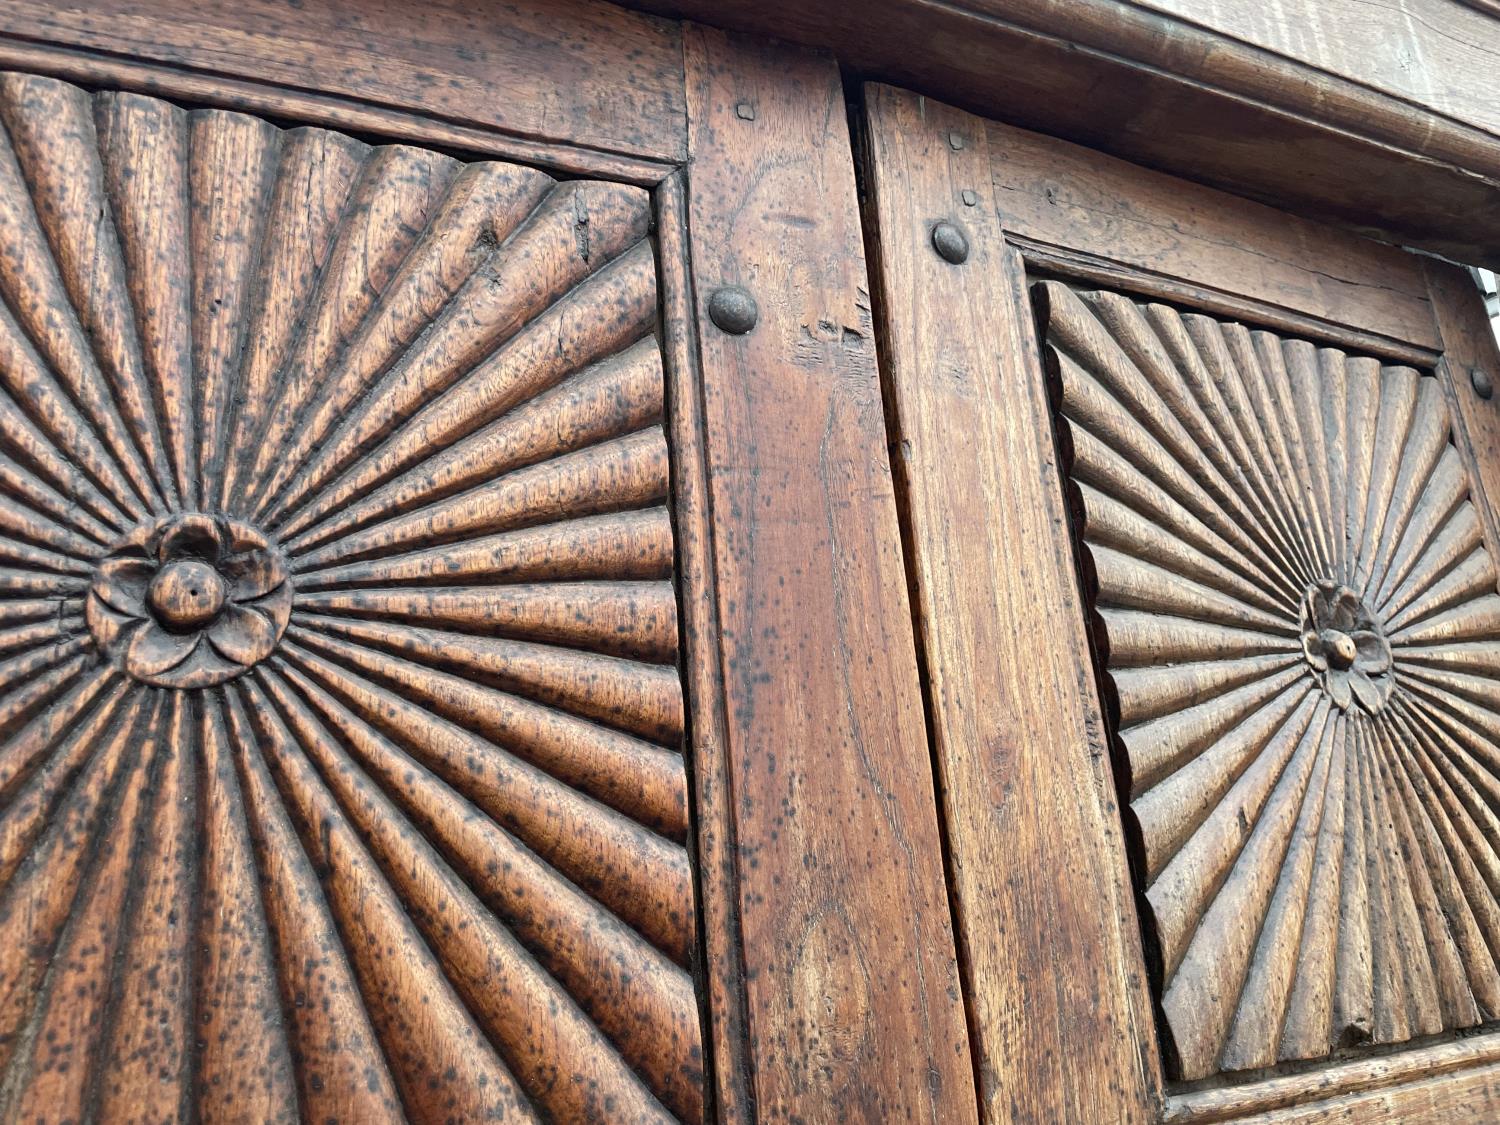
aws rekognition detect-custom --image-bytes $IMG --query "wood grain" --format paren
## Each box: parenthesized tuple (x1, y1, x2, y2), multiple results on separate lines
(0, 0, 686, 164)
(861, 84, 1162, 1123)
(1247, 1065, 1500, 1124)
(1427, 259, 1500, 570)
(1014, 240, 1439, 371)
(10, 0, 1500, 261)
(0, 73, 703, 1122)
(985, 120, 1440, 354)
(681, 33, 976, 1123)
(656, 168, 753, 1125)
(627, 0, 1500, 266)
(0, 35, 672, 185)
(1166, 1032, 1500, 1122)
(1045, 277, 1500, 1080)
(1130, 0, 1500, 139)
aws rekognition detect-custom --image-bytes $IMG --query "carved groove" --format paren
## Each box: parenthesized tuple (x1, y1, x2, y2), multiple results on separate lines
(1041, 280, 1500, 1082)
(0, 72, 702, 1123)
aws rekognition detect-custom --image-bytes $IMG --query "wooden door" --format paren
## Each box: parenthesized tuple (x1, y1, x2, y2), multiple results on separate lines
(862, 83, 1500, 1123)
(0, 7, 977, 1121)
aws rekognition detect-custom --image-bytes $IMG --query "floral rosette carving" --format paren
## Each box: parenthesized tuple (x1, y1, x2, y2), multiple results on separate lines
(0, 76, 699, 1123)
(1299, 580, 1394, 714)
(1042, 280, 1500, 1083)
(86, 513, 292, 688)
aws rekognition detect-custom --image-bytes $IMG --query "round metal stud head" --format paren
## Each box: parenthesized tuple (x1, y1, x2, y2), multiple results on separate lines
(707, 286, 758, 335)
(1472, 366, 1494, 401)
(931, 221, 969, 265)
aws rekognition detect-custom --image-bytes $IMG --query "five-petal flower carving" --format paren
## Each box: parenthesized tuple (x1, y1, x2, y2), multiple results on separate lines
(85, 513, 292, 688)
(1300, 580, 1394, 714)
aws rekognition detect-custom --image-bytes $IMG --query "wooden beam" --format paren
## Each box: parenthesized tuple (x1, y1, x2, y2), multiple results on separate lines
(0, 0, 688, 173)
(1165, 1032, 1500, 1122)
(1131, 0, 1500, 139)
(628, 0, 1500, 268)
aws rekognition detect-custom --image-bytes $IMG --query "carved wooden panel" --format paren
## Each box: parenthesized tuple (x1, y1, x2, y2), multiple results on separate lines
(1040, 280, 1500, 1083)
(0, 72, 703, 1122)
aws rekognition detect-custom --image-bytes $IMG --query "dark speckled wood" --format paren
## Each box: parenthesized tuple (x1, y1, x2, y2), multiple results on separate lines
(1043, 280, 1500, 1082)
(0, 71, 704, 1123)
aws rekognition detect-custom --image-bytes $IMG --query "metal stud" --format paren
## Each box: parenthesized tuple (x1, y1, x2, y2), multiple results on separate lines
(961, 189, 978, 207)
(708, 286, 758, 335)
(931, 221, 969, 265)
(1474, 366, 1495, 400)
(735, 102, 756, 121)
(947, 131, 965, 151)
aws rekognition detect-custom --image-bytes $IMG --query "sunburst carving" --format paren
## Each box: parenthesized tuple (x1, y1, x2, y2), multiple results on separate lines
(1039, 281, 1500, 1081)
(0, 72, 702, 1123)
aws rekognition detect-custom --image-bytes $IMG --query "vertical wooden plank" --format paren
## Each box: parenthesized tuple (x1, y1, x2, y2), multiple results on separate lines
(860, 84, 1163, 1123)
(681, 31, 978, 1123)
(657, 169, 754, 1125)
(1426, 260, 1500, 573)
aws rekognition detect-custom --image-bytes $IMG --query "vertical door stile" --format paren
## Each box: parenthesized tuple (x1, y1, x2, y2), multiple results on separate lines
(859, 82, 1163, 1124)
(678, 30, 979, 1123)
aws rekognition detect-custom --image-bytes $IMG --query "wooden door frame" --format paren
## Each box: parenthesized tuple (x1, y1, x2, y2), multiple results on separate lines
(861, 80, 1500, 1123)
(0, 5, 981, 1121)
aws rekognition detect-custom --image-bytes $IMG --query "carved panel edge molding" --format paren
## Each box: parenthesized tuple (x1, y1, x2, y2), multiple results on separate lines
(1040, 280, 1500, 1082)
(0, 72, 704, 1122)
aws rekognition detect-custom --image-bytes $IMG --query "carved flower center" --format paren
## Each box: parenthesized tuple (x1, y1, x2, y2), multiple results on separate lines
(1300, 580, 1394, 714)
(1320, 628, 1358, 671)
(149, 558, 227, 631)
(85, 513, 294, 689)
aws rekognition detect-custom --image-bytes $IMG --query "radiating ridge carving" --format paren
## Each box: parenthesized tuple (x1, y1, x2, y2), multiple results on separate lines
(0, 72, 702, 1123)
(1041, 280, 1500, 1081)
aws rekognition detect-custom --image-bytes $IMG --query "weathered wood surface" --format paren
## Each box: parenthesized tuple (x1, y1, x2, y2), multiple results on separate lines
(1428, 259, 1500, 568)
(681, 33, 977, 1123)
(8, 0, 1500, 259)
(629, 0, 1500, 267)
(985, 119, 1441, 355)
(1166, 1032, 1500, 1122)
(0, 72, 704, 1122)
(1045, 278, 1500, 1081)
(1132, 0, 1500, 140)
(655, 168, 754, 1125)
(861, 84, 1161, 1123)
(1251, 1065, 1500, 1124)
(0, 0, 687, 165)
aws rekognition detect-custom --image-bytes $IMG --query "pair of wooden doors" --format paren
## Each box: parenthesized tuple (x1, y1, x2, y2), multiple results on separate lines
(0, 2, 1497, 1120)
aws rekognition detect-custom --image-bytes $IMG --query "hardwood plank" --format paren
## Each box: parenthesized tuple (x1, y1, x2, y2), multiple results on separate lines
(860, 83, 1162, 1123)
(626, 0, 1500, 267)
(1427, 260, 1500, 573)
(1255, 1067, 1500, 1124)
(1132, 0, 1500, 140)
(0, 0, 686, 164)
(1166, 1033, 1500, 1122)
(985, 119, 1440, 353)
(656, 169, 753, 1124)
(681, 33, 977, 1122)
